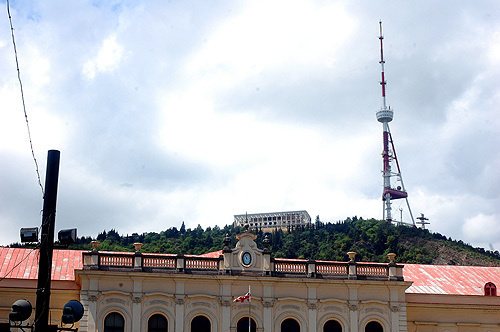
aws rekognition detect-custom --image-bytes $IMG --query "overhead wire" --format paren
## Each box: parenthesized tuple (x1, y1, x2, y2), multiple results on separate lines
(6, 0, 44, 196)
(0, 246, 39, 283)
(5, 5, 56, 327)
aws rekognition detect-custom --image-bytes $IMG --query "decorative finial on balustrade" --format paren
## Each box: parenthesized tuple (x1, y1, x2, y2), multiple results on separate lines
(223, 233, 232, 252)
(244, 211, 250, 232)
(263, 232, 271, 253)
(91, 240, 100, 252)
(133, 243, 143, 252)
(387, 253, 396, 264)
(347, 251, 357, 262)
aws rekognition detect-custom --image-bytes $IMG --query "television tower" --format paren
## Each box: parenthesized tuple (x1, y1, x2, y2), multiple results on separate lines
(376, 21, 415, 225)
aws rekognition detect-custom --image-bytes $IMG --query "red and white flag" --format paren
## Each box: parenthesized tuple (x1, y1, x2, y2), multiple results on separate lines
(233, 292, 251, 303)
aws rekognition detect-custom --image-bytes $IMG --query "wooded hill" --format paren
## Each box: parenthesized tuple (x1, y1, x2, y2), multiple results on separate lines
(13, 217, 500, 266)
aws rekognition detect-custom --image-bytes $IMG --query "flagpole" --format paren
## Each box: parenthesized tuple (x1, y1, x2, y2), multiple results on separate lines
(248, 285, 251, 332)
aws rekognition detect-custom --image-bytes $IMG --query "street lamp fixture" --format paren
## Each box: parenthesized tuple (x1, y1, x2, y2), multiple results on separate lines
(9, 299, 84, 331)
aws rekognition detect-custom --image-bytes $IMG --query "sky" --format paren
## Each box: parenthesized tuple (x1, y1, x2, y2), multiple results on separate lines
(0, 1, 499, 252)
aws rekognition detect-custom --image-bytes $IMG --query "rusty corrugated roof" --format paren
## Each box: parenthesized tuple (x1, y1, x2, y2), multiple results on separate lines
(0, 247, 84, 281)
(403, 263, 500, 295)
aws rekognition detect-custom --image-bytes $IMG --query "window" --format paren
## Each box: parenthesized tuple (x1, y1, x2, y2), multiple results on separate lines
(191, 315, 210, 332)
(237, 317, 256, 332)
(148, 314, 168, 332)
(281, 318, 300, 332)
(323, 320, 342, 332)
(485, 282, 497, 296)
(365, 321, 383, 332)
(104, 312, 125, 332)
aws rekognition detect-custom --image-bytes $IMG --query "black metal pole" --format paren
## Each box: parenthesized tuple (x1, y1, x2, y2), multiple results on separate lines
(34, 150, 60, 332)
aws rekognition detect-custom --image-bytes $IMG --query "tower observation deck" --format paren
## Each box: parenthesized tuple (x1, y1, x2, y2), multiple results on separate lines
(376, 22, 414, 225)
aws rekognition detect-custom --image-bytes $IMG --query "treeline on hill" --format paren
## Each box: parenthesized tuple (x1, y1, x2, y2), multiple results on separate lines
(12, 218, 500, 265)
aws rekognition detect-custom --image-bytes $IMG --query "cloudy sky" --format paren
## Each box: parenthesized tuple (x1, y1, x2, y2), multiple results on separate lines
(0, 1, 499, 251)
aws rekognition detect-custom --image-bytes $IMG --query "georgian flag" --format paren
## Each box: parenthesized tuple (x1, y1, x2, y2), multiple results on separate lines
(233, 292, 251, 303)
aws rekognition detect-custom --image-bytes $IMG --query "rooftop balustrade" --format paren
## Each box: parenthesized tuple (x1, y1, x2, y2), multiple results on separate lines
(82, 242, 404, 281)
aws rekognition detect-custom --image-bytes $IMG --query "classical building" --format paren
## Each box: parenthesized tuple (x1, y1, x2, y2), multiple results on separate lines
(0, 230, 499, 332)
(234, 211, 311, 231)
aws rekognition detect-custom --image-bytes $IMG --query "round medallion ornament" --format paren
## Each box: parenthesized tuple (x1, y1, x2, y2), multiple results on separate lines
(242, 252, 252, 266)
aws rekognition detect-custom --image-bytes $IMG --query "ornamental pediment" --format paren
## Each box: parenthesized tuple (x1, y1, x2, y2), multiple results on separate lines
(224, 230, 270, 274)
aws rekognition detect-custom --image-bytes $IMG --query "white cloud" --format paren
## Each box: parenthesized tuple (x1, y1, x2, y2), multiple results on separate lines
(486, 31, 500, 65)
(82, 35, 124, 79)
(0, 85, 28, 151)
(462, 213, 500, 250)
(1, 1, 499, 252)
(186, 1, 355, 89)
(23, 45, 51, 87)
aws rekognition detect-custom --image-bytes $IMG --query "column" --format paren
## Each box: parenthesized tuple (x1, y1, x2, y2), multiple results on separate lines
(175, 282, 185, 332)
(389, 288, 407, 332)
(80, 292, 98, 332)
(262, 299, 274, 332)
(263, 285, 274, 332)
(347, 285, 360, 332)
(308, 302, 317, 332)
(220, 283, 232, 332)
(82, 278, 100, 331)
(131, 277, 144, 331)
(220, 299, 232, 332)
(307, 287, 317, 332)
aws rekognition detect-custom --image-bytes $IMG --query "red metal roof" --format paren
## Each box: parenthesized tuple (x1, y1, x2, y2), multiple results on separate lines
(0, 247, 84, 281)
(195, 250, 223, 258)
(403, 263, 500, 295)
(2, 247, 500, 297)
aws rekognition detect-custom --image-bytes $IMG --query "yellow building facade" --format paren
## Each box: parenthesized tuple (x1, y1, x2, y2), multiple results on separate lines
(0, 230, 499, 332)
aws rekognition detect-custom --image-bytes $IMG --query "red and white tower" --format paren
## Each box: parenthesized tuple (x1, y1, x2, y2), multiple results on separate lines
(376, 22, 415, 225)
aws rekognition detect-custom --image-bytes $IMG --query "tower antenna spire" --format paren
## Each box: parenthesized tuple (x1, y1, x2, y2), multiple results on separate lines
(375, 21, 415, 226)
(379, 20, 387, 110)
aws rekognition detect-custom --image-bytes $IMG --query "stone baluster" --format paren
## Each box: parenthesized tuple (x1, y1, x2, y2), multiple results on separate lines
(176, 254, 185, 273)
(387, 253, 397, 280)
(89, 241, 100, 270)
(307, 259, 316, 278)
(133, 243, 143, 272)
(347, 251, 357, 280)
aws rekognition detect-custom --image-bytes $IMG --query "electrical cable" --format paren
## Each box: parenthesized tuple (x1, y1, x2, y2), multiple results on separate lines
(6, 0, 44, 196)
(0, 247, 38, 283)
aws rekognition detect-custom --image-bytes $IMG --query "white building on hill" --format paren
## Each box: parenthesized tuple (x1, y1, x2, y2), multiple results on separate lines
(234, 211, 311, 230)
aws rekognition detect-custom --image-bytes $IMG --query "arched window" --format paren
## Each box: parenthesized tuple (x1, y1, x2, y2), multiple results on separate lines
(324, 319, 342, 332)
(365, 321, 383, 332)
(237, 317, 256, 332)
(191, 315, 211, 332)
(148, 314, 168, 332)
(484, 282, 497, 296)
(281, 318, 300, 332)
(104, 312, 125, 332)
